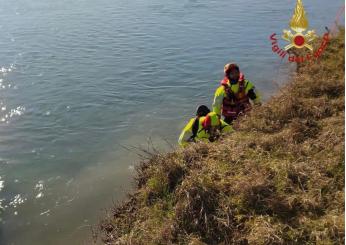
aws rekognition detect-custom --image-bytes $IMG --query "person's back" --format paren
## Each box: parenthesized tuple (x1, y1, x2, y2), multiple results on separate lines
(178, 116, 209, 146)
(178, 108, 233, 147)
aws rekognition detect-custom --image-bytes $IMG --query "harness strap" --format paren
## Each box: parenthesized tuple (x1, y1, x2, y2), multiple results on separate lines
(223, 79, 249, 100)
(222, 84, 235, 102)
(189, 117, 200, 142)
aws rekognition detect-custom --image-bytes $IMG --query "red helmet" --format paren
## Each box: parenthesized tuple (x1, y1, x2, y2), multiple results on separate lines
(224, 63, 239, 75)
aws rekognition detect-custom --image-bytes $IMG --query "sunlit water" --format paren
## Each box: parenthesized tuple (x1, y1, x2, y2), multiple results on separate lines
(0, 0, 343, 244)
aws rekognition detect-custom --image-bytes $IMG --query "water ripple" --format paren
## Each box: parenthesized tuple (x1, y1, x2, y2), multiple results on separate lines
(0, 105, 25, 124)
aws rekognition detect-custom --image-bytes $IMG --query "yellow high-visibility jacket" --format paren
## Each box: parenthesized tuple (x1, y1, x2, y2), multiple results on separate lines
(212, 79, 261, 116)
(178, 116, 233, 147)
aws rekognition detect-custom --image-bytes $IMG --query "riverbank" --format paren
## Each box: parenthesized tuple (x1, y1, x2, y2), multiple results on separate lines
(97, 28, 344, 244)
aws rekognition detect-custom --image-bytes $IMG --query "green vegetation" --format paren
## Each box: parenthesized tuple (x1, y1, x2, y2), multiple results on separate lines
(96, 29, 345, 244)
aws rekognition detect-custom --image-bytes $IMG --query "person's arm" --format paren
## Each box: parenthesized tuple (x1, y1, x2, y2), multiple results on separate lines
(212, 86, 225, 116)
(220, 120, 234, 133)
(245, 80, 261, 105)
(178, 119, 195, 147)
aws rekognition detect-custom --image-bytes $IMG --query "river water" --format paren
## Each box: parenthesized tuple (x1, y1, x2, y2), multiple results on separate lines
(0, 0, 343, 244)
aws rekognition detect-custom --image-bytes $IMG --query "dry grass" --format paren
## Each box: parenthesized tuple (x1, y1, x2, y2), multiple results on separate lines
(96, 28, 345, 245)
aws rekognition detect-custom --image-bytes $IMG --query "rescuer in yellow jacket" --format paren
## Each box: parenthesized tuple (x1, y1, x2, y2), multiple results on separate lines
(178, 106, 233, 147)
(212, 63, 261, 124)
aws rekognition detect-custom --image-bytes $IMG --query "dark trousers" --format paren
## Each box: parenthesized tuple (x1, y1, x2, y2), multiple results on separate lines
(224, 116, 236, 124)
